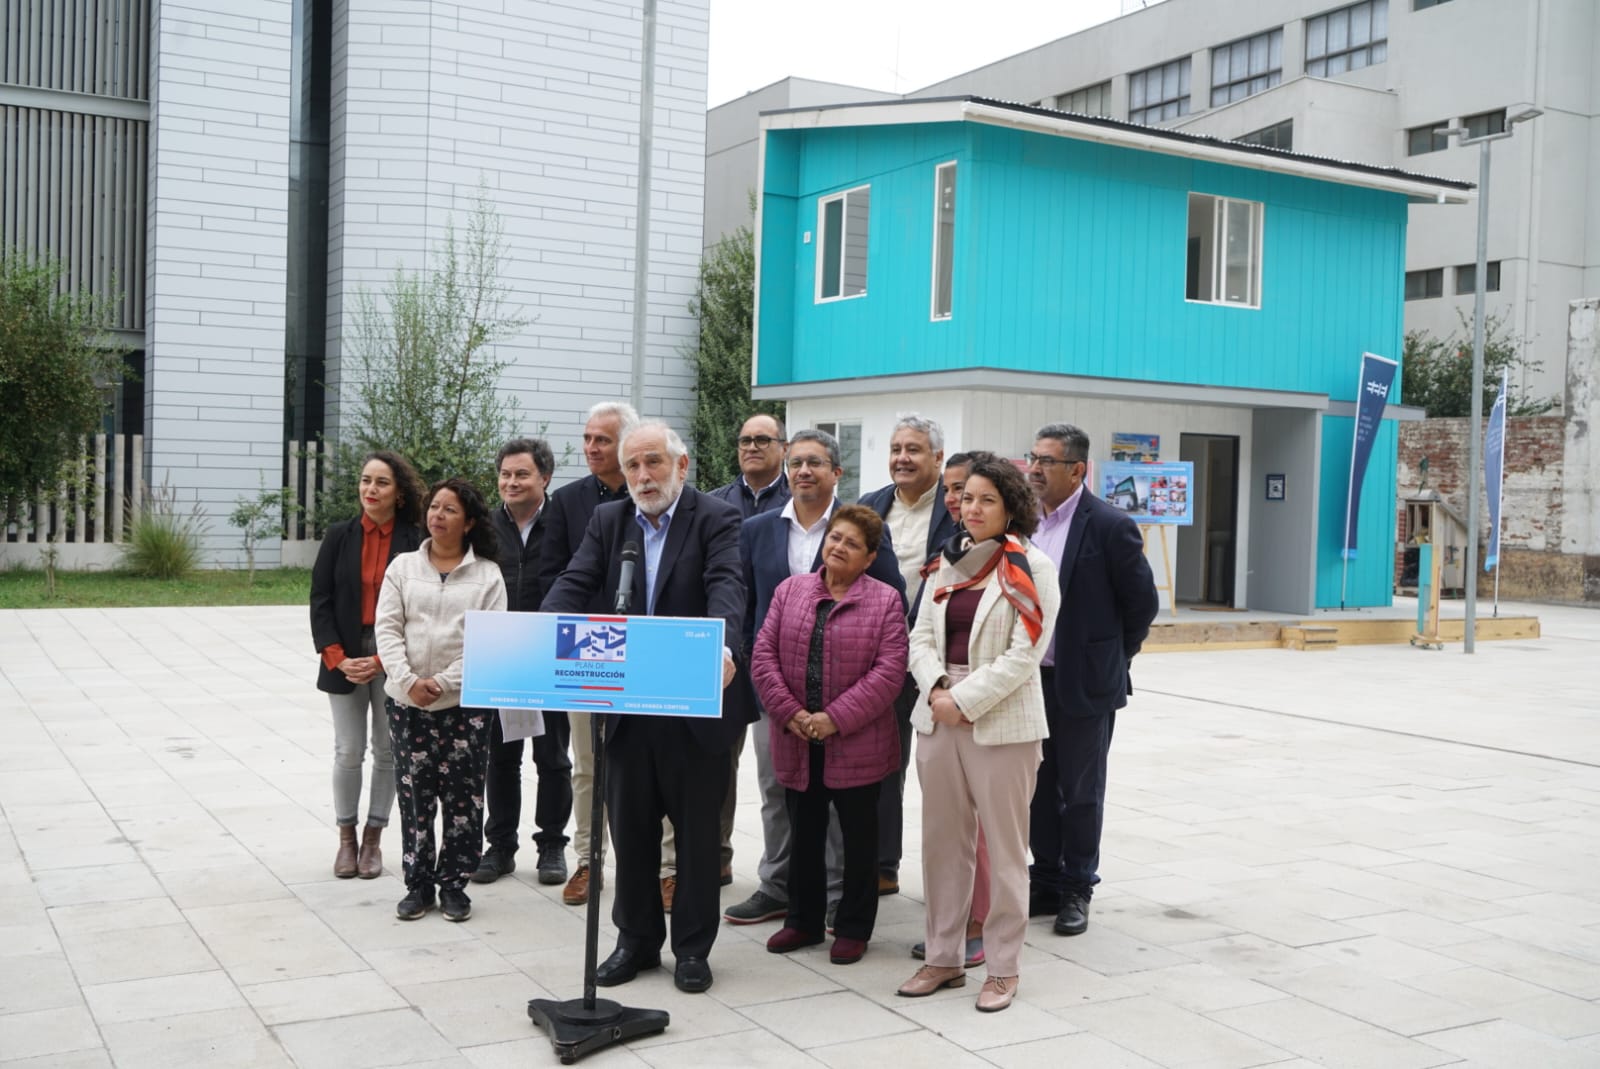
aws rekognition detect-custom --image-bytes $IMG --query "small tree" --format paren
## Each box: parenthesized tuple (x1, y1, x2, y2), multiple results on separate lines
(322, 185, 526, 521)
(228, 486, 299, 583)
(0, 249, 124, 523)
(688, 211, 782, 490)
(1401, 312, 1558, 418)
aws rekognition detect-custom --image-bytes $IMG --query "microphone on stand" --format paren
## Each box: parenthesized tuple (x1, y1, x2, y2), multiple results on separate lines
(615, 540, 641, 614)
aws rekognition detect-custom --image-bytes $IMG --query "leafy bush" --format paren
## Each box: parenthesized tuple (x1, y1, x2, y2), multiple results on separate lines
(1401, 313, 1558, 418)
(121, 480, 206, 579)
(228, 486, 299, 583)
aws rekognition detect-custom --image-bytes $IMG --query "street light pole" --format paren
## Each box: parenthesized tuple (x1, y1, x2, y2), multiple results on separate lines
(1443, 107, 1539, 654)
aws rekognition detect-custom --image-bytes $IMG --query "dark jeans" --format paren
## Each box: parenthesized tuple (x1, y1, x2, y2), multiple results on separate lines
(786, 746, 881, 941)
(876, 675, 917, 877)
(388, 701, 493, 892)
(1028, 670, 1115, 900)
(606, 717, 729, 961)
(483, 710, 573, 854)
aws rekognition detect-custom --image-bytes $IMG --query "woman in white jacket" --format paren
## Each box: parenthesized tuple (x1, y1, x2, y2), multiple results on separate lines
(375, 477, 507, 922)
(896, 457, 1059, 1013)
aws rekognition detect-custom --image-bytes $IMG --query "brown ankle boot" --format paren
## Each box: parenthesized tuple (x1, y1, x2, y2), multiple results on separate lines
(335, 825, 358, 878)
(357, 825, 383, 879)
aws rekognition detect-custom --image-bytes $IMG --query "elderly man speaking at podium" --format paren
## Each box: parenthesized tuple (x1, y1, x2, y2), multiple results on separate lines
(541, 420, 749, 995)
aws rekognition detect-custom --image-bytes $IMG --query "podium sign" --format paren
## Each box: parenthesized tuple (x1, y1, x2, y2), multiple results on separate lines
(462, 611, 725, 718)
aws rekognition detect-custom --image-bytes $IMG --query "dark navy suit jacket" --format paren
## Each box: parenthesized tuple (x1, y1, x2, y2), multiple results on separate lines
(541, 486, 754, 752)
(1052, 492, 1160, 718)
(739, 502, 907, 655)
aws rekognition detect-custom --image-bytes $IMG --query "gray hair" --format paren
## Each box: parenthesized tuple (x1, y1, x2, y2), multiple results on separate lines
(789, 428, 841, 469)
(620, 420, 688, 463)
(1036, 422, 1089, 462)
(587, 400, 641, 437)
(893, 413, 944, 453)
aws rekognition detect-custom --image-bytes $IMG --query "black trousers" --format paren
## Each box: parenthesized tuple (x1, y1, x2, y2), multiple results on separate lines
(1028, 669, 1115, 899)
(605, 717, 729, 960)
(876, 674, 917, 877)
(483, 710, 573, 854)
(786, 746, 880, 941)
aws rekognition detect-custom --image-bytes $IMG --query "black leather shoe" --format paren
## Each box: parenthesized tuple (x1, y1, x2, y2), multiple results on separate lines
(535, 844, 568, 886)
(674, 956, 713, 994)
(471, 848, 514, 884)
(595, 945, 661, 987)
(1054, 893, 1090, 936)
(1028, 888, 1062, 918)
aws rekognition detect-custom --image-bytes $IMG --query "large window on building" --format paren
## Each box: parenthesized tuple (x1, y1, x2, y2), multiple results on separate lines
(1414, 0, 1453, 9)
(1464, 108, 1506, 139)
(1406, 121, 1449, 156)
(1186, 193, 1263, 308)
(816, 186, 870, 302)
(1236, 119, 1294, 151)
(1056, 81, 1112, 117)
(1211, 29, 1283, 107)
(931, 162, 956, 321)
(1306, 0, 1388, 76)
(1455, 261, 1501, 293)
(1404, 268, 1444, 300)
(1129, 57, 1191, 125)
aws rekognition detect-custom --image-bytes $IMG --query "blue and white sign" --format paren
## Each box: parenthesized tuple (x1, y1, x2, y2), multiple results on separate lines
(1341, 351, 1398, 560)
(1101, 461, 1195, 526)
(462, 611, 726, 718)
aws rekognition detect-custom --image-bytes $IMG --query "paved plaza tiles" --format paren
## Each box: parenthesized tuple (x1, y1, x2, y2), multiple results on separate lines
(1, 601, 1598, 1067)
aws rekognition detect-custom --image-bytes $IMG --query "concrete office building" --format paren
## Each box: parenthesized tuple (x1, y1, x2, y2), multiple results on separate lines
(709, 0, 1598, 411)
(3, 0, 708, 564)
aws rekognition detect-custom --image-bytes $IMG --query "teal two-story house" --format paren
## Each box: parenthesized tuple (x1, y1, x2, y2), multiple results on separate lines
(751, 97, 1471, 613)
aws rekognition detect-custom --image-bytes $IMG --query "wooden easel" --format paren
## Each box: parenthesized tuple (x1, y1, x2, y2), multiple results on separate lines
(1410, 541, 1444, 650)
(1138, 524, 1178, 618)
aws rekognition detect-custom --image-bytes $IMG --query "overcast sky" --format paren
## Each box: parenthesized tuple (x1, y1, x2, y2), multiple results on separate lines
(706, 0, 1144, 107)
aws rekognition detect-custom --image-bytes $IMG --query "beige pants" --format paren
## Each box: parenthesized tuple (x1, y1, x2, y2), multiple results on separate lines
(570, 711, 675, 875)
(916, 723, 1040, 977)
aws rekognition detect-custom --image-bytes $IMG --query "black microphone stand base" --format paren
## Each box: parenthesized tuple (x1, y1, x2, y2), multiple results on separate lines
(527, 998, 668, 1064)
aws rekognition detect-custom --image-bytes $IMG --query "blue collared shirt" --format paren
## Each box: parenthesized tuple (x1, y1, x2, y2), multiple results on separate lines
(633, 492, 682, 615)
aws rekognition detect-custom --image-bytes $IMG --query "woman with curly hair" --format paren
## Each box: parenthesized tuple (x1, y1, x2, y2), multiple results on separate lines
(896, 457, 1059, 1012)
(375, 477, 506, 922)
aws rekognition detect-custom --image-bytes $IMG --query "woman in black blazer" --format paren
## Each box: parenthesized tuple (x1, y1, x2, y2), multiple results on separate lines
(309, 450, 425, 878)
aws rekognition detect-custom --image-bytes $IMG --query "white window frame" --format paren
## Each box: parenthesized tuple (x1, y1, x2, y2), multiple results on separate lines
(815, 184, 871, 303)
(930, 161, 957, 322)
(1185, 193, 1264, 309)
(813, 420, 863, 501)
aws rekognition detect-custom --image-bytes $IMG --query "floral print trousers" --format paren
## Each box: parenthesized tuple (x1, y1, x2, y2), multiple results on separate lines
(387, 701, 493, 892)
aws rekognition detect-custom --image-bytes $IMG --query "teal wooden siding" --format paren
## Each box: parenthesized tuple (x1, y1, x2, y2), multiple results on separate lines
(1316, 414, 1398, 609)
(758, 122, 1409, 402)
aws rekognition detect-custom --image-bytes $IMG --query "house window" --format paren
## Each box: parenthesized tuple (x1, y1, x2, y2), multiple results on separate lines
(1455, 261, 1501, 293)
(1186, 193, 1263, 308)
(1306, 0, 1388, 76)
(813, 421, 862, 501)
(1235, 119, 1294, 151)
(1414, 0, 1453, 9)
(1404, 268, 1444, 300)
(1210, 29, 1283, 107)
(1463, 109, 1506, 139)
(1129, 57, 1191, 125)
(1406, 121, 1449, 156)
(1057, 81, 1112, 117)
(931, 162, 956, 321)
(817, 186, 870, 301)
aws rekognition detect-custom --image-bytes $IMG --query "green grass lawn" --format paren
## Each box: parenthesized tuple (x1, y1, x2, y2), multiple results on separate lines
(0, 567, 312, 609)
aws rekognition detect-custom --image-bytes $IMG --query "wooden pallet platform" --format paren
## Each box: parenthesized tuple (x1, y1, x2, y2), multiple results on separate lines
(1144, 614, 1540, 653)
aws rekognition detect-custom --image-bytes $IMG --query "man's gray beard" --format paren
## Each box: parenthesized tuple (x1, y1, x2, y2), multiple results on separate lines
(631, 477, 683, 518)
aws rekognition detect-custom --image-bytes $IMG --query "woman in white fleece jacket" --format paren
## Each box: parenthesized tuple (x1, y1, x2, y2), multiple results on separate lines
(375, 477, 507, 923)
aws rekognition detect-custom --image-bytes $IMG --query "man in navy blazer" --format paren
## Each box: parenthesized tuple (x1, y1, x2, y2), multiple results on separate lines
(855, 414, 959, 893)
(722, 429, 906, 925)
(1026, 423, 1159, 938)
(541, 422, 752, 995)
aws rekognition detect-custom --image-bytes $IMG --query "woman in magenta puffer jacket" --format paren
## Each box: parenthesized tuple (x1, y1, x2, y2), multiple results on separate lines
(751, 504, 908, 966)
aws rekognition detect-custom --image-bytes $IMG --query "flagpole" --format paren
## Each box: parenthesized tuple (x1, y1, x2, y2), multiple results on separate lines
(1493, 368, 1507, 618)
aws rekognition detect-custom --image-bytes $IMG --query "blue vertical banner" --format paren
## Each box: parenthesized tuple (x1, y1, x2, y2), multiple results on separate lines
(1342, 352, 1399, 560)
(1484, 368, 1508, 571)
